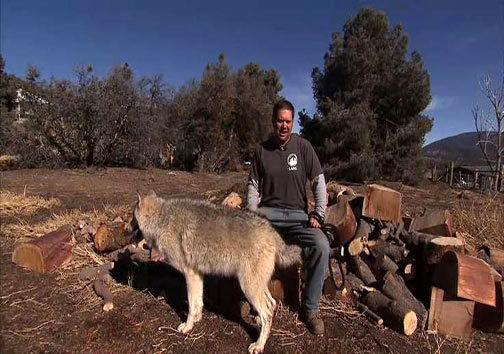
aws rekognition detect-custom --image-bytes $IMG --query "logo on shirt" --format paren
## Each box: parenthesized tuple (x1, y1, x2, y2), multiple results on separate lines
(287, 153, 298, 171)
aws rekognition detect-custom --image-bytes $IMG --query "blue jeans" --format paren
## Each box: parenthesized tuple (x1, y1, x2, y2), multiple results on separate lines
(257, 207, 330, 312)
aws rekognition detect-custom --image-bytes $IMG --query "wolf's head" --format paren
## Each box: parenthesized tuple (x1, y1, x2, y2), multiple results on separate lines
(126, 190, 158, 243)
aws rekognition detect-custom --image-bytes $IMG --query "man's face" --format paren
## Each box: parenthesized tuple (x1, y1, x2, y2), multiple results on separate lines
(273, 108, 294, 145)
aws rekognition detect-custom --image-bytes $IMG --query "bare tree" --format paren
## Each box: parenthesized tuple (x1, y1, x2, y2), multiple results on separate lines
(473, 71, 504, 191)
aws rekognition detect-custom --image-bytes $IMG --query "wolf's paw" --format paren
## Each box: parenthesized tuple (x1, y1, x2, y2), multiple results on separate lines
(248, 341, 264, 354)
(177, 322, 194, 334)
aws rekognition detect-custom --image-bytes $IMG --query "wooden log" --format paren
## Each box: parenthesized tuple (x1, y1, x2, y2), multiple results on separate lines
(402, 231, 438, 249)
(373, 252, 399, 274)
(12, 229, 73, 273)
(349, 255, 377, 286)
(362, 184, 402, 223)
(424, 237, 465, 265)
(221, 192, 242, 208)
(433, 251, 496, 306)
(403, 263, 416, 280)
(94, 278, 114, 312)
(474, 281, 504, 333)
(409, 210, 453, 237)
(427, 286, 474, 338)
(479, 245, 504, 268)
(369, 239, 409, 263)
(347, 237, 365, 257)
(94, 222, 133, 252)
(361, 291, 417, 335)
(356, 302, 384, 326)
(325, 200, 357, 246)
(381, 271, 428, 330)
(268, 265, 301, 310)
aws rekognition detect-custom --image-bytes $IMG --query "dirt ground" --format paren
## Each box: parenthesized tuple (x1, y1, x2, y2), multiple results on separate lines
(1, 168, 503, 353)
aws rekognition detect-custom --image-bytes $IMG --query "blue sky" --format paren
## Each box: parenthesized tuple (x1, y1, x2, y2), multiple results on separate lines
(1, 0, 502, 144)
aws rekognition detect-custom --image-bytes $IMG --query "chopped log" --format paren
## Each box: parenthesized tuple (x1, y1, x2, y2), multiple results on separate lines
(348, 237, 365, 257)
(79, 262, 115, 280)
(403, 263, 416, 280)
(474, 281, 504, 333)
(12, 229, 73, 273)
(369, 239, 409, 263)
(381, 271, 428, 329)
(373, 252, 399, 274)
(433, 251, 496, 306)
(268, 265, 301, 310)
(402, 216, 413, 232)
(344, 272, 366, 296)
(361, 291, 417, 335)
(479, 245, 504, 268)
(427, 286, 474, 338)
(409, 210, 453, 237)
(349, 255, 377, 286)
(325, 201, 357, 246)
(362, 184, 402, 223)
(221, 192, 242, 208)
(424, 237, 465, 265)
(355, 219, 373, 239)
(94, 278, 114, 312)
(356, 302, 384, 326)
(323, 259, 346, 298)
(94, 222, 134, 252)
(402, 231, 438, 249)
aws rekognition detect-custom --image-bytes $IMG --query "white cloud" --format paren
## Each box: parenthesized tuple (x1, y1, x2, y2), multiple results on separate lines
(425, 96, 456, 111)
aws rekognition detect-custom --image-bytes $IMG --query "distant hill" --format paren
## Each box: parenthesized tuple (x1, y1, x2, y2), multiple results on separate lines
(423, 132, 494, 166)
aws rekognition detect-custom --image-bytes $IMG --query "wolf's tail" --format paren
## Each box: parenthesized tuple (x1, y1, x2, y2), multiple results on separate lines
(274, 236, 302, 268)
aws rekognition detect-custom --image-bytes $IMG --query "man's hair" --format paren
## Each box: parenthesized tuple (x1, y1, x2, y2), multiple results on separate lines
(272, 99, 295, 121)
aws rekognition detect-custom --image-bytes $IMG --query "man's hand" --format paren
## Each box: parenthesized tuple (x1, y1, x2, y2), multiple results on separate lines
(309, 216, 321, 228)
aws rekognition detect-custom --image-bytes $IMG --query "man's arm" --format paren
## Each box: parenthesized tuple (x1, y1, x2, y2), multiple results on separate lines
(245, 147, 261, 211)
(311, 173, 327, 220)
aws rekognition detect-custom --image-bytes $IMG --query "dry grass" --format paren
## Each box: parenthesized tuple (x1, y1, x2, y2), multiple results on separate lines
(452, 194, 504, 249)
(0, 190, 60, 218)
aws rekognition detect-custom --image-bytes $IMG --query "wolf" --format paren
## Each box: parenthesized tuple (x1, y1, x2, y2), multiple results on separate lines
(129, 191, 302, 354)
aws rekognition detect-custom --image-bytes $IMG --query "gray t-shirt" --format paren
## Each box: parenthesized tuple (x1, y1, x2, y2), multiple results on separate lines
(249, 135, 323, 212)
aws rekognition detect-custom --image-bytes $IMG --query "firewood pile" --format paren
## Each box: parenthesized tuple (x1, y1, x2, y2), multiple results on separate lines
(322, 184, 504, 337)
(10, 184, 503, 337)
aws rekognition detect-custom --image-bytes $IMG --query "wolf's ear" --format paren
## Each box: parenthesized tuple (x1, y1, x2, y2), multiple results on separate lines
(147, 190, 157, 197)
(136, 190, 142, 204)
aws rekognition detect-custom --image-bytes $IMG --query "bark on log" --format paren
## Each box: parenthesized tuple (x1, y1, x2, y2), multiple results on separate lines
(369, 239, 409, 263)
(402, 231, 438, 249)
(356, 302, 384, 326)
(349, 255, 377, 286)
(12, 229, 73, 273)
(474, 281, 504, 333)
(94, 277, 114, 312)
(361, 291, 417, 335)
(362, 184, 402, 223)
(381, 271, 428, 330)
(424, 237, 465, 265)
(94, 222, 133, 252)
(433, 251, 496, 306)
(373, 252, 399, 274)
(325, 201, 357, 246)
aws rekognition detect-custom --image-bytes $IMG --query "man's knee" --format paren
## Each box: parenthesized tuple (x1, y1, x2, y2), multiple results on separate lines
(311, 229, 330, 258)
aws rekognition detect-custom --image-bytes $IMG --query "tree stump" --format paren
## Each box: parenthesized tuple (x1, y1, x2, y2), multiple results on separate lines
(424, 237, 465, 265)
(12, 229, 73, 273)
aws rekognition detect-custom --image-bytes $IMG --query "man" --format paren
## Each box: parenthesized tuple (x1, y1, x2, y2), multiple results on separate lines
(246, 99, 329, 335)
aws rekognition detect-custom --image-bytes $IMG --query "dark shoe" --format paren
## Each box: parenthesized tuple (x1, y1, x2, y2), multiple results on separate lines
(300, 308, 324, 335)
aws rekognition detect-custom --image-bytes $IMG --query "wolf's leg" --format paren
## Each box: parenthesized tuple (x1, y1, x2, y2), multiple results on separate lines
(177, 268, 204, 334)
(240, 261, 275, 354)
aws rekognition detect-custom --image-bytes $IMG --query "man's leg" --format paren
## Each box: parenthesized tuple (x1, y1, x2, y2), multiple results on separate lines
(280, 223, 329, 335)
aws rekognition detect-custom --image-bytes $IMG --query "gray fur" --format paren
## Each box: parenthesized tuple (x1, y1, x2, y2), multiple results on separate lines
(131, 192, 301, 354)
